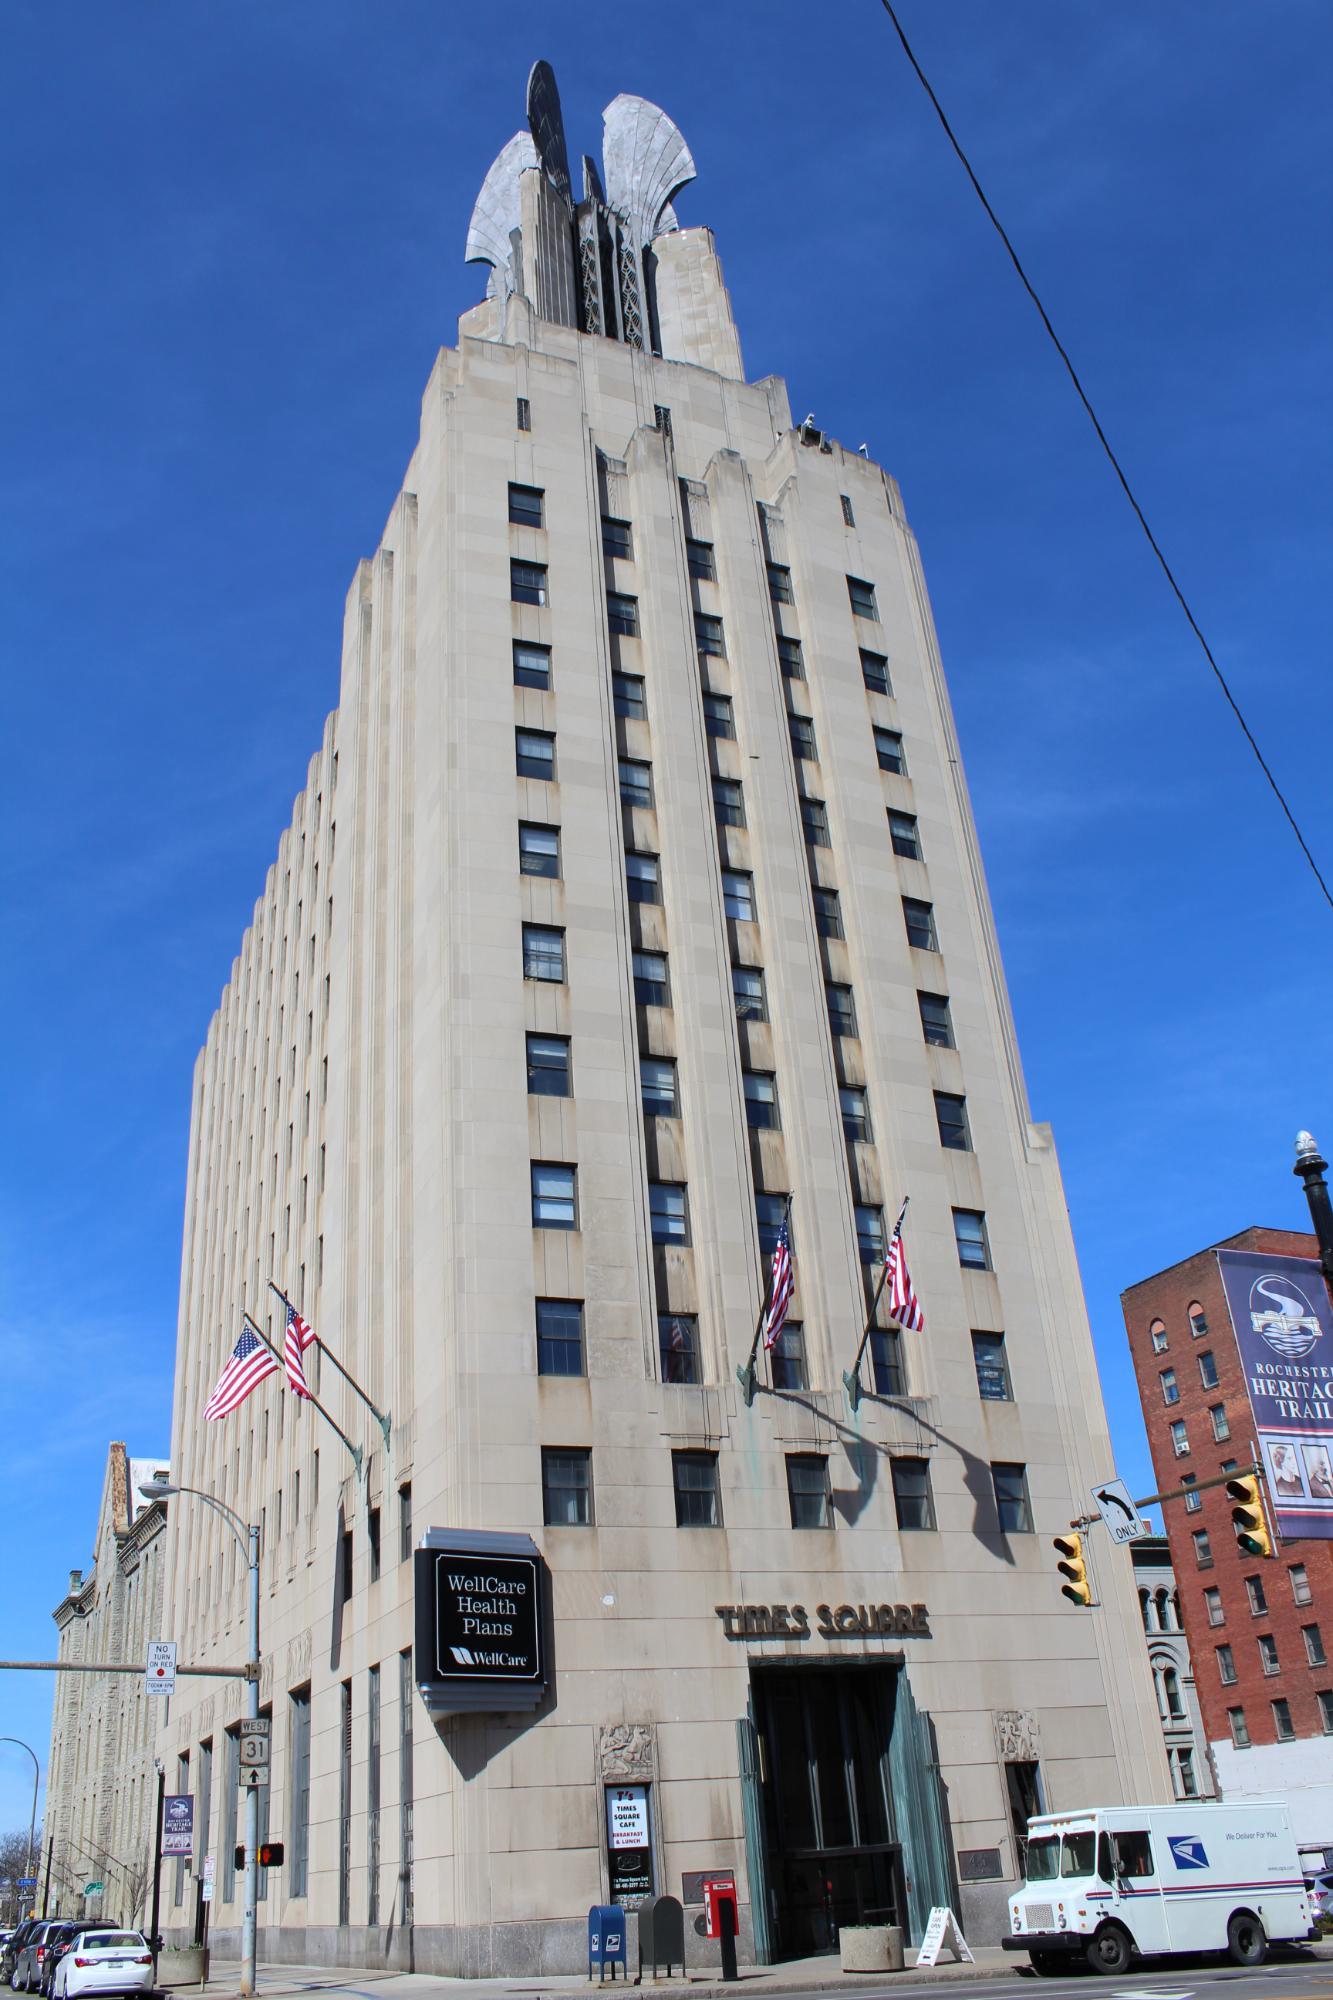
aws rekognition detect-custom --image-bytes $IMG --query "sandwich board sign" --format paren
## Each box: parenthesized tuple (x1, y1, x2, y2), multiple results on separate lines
(915, 1907, 973, 1967)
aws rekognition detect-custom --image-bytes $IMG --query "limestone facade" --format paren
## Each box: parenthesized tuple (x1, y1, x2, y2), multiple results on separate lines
(156, 67, 1169, 1974)
(1131, 1534, 1216, 1801)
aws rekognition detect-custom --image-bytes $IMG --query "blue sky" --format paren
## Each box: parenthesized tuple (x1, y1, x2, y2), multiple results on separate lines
(2, 2, 1330, 1829)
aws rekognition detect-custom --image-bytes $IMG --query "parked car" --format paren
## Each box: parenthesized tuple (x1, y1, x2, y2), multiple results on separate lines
(51, 1934, 152, 2000)
(12, 1922, 66, 1993)
(38, 1929, 108, 1999)
(1306, 1870, 1333, 1921)
(2, 1922, 43, 1986)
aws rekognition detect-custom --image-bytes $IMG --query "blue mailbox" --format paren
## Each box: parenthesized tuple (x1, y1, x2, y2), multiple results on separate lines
(588, 1904, 627, 1980)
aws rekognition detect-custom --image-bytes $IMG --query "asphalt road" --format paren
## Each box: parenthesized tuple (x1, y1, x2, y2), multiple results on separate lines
(772, 1956, 1332, 2000)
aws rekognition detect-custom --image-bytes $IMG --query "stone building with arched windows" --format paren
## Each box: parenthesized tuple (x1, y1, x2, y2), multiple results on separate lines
(1132, 1534, 1215, 1801)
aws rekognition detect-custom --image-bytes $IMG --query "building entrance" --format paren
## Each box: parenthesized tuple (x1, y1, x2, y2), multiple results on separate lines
(750, 1664, 906, 1957)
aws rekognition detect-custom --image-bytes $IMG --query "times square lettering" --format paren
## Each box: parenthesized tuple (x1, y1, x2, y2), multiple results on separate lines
(715, 1600, 931, 1640)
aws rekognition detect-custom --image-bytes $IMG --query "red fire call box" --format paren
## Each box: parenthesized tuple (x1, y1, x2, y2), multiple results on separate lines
(701, 1875, 738, 1940)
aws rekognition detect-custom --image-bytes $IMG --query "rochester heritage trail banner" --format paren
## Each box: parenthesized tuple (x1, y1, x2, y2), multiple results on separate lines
(1216, 1249, 1333, 1540)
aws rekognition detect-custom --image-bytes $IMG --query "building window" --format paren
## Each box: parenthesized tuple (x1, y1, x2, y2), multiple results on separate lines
(1186, 1304, 1207, 1338)
(654, 403, 672, 437)
(770, 1322, 807, 1392)
(1216, 1644, 1237, 1685)
(516, 728, 555, 780)
(536, 1299, 584, 1377)
(789, 714, 818, 762)
(871, 1325, 905, 1396)
(953, 1208, 991, 1271)
(840, 493, 856, 527)
(847, 575, 879, 620)
(608, 591, 639, 637)
(1319, 1691, 1333, 1734)
(839, 1086, 871, 1143)
(767, 563, 795, 604)
(516, 395, 532, 431)
(513, 639, 552, 689)
(398, 1483, 412, 1563)
(889, 810, 921, 860)
(1160, 1368, 1180, 1406)
(368, 1506, 382, 1582)
(686, 538, 715, 580)
(813, 887, 843, 938)
(918, 990, 954, 1047)
(542, 1448, 592, 1526)
(1193, 1527, 1213, 1568)
(827, 982, 857, 1038)
(972, 1331, 1011, 1401)
(659, 1314, 700, 1385)
(1272, 1698, 1295, 1741)
(531, 1162, 577, 1229)
(526, 1033, 571, 1097)
(722, 870, 755, 922)
(1162, 1666, 1185, 1719)
(777, 636, 805, 680)
(619, 758, 653, 808)
(1150, 1318, 1168, 1354)
(1204, 1586, 1224, 1626)
(1175, 1748, 1199, 1799)
(602, 515, 633, 560)
(788, 1454, 832, 1529)
(633, 950, 669, 1007)
(860, 649, 891, 695)
(626, 851, 661, 905)
(673, 1450, 721, 1527)
(508, 482, 544, 528)
(1258, 1634, 1280, 1676)
(1291, 1564, 1313, 1606)
(695, 613, 726, 657)
(1304, 1624, 1327, 1667)
(992, 1462, 1033, 1535)
(801, 796, 830, 846)
(1245, 1574, 1267, 1616)
(713, 777, 746, 827)
(1170, 1419, 1189, 1458)
(522, 923, 565, 982)
(744, 1070, 780, 1130)
(511, 559, 548, 606)
(756, 1193, 789, 1259)
(288, 1689, 311, 1898)
(855, 1204, 884, 1266)
(1228, 1706, 1250, 1748)
(1198, 1350, 1219, 1388)
(704, 692, 734, 738)
(518, 821, 560, 878)
(613, 670, 646, 719)
(892, 1457, 936, 1531)
(640, 1056, 678, 1118)
(873, 725, 906, 775)
(934, 1091, 970, 1150)
(1182, 1473, 1201, 1512)
(733, 964, 767, 1020)
(903, 897, 937, 950)
(1209, 1403, 1230, 1442)
(649, 1181, 689, 1245)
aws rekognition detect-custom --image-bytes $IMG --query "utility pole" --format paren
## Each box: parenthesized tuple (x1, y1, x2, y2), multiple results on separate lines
(148, 1763, 165, 1985)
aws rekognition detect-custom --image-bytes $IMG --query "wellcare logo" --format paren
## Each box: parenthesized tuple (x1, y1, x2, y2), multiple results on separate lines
(1250, 1274, 1323, 1361)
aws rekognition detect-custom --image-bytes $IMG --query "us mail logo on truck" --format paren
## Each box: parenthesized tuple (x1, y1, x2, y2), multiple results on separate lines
(1168, 1836, 1209, 1870)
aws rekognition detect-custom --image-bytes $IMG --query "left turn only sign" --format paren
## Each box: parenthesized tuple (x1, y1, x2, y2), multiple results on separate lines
(145, 1641, 177, 1696)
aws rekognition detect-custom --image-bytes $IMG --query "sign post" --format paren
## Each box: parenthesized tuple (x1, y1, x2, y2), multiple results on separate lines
(145, 1641, 177, 1697)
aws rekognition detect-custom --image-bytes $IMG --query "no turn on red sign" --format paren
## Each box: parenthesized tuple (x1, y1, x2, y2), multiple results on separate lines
(145, 1641, 176, 1696)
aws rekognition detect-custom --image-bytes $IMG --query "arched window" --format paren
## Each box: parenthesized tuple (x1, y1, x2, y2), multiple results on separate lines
(1156, 1586, 1172, 1631)
(1162, 1667, 1184, 1720)
(1138, 1587, 1153, 1632)
(1188, 1300, 1208, 1339)
(1150, 1318, 1169, 1354)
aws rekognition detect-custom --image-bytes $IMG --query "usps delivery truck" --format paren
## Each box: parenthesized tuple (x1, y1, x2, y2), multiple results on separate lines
(1003, 1801, 1313, 1974)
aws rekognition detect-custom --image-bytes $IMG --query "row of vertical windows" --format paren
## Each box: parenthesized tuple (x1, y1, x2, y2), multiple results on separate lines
(1149, 1302, 1209, 1352)
(1227, 1696, 1333, 1746)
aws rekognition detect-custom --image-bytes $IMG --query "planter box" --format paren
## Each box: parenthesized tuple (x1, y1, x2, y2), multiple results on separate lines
(839, 1926, 905, 1973)
(158, 1947, 209, 1986)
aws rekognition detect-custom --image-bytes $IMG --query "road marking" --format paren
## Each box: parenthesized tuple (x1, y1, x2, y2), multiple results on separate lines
(1111, 1990, 1194, 1998)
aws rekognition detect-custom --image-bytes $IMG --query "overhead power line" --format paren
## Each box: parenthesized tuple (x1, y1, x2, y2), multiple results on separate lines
(876, 0, 1332, 914)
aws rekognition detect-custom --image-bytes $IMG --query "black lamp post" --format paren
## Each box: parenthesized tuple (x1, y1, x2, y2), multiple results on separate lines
(1293, 1130, 1333, 1282)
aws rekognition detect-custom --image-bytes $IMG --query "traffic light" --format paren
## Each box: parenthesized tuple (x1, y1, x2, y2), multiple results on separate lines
(1226, 1474, 1272, 1558)
(1053, 1532, 1092, 1606)
(234, 1843, 285, 1869)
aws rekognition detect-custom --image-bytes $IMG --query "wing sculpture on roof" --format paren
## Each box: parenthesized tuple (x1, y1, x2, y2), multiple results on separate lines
(464, 130, 539, 302)
(601, 94, 697, 248)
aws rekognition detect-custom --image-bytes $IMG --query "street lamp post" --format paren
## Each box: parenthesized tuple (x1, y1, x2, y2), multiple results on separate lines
(0, 1737, 40, 1910)
(1294, 1131, 1333, 1281)
(140, 1479, 260, 1998)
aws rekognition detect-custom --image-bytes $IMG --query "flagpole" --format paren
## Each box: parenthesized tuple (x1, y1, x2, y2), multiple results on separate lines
(843, 1196, 910, 1415)
(268, 1281, 393, 1452)
(243, 1313, 364, 1475)
(737, 1193, 793, 1408)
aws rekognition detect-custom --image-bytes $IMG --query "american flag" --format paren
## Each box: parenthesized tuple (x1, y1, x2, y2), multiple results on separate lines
(761, 1212, 795, 1350)
(284, 1302, 316, 1399)
(203, 1323, 279, 1421)
(883, 1201, 925, 1333)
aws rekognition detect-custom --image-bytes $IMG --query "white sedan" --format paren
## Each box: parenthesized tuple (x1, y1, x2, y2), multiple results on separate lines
(51, 1935, 152, 2000)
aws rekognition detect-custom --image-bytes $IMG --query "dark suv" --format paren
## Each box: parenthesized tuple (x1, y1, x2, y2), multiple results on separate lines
(1, 1920, 43, 1987)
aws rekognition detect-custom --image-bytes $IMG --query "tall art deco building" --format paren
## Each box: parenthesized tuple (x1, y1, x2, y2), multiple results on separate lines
(160, 64, 1167, 1974)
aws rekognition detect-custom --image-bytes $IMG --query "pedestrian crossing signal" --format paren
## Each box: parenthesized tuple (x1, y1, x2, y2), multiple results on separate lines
(234, 1842, 285, 1869)
(1226, 1474, 1272, 1558)
(1053, 1532, 1092, 1606)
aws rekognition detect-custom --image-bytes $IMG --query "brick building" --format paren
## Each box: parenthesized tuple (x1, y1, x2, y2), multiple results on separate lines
(1123, 1227, 1333, 1855)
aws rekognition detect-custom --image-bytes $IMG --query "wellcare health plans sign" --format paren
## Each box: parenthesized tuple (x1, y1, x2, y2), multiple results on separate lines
(1216, 1249, 1333, 1539)
(413, 1530, 548, 1712)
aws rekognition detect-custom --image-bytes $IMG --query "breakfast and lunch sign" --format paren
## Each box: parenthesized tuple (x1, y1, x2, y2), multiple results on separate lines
(1216, 1249, 1333, 1540)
